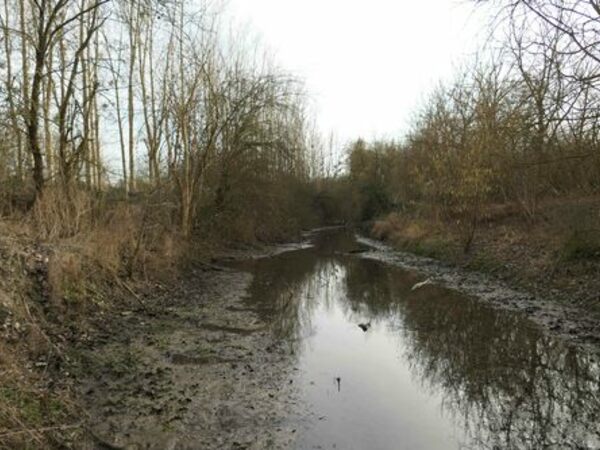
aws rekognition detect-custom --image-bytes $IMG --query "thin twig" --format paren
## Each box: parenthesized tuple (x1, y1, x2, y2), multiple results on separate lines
(113, 276, 149, 312)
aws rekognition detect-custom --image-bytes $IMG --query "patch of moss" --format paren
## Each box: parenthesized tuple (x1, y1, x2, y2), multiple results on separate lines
(72, 344, 141, 378)
(465, 254, 505, 274)
(0, 305, 10, 323)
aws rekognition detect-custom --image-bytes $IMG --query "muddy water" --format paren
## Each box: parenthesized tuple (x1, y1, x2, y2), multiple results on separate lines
(240, 229, 600, 450)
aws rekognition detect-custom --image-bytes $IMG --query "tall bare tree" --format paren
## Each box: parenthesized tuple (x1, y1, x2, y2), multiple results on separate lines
(11, 0, 108, 196)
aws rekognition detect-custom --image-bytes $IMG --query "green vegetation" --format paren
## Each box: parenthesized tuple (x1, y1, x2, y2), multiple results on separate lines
(560, 229, 600, 262)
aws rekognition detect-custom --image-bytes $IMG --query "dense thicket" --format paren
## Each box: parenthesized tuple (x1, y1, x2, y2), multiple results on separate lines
(0, 0, 321, 248)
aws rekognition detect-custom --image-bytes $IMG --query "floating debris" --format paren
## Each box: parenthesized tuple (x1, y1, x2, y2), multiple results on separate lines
(411, 278, 433, 291)
(358, 322, 371, 332)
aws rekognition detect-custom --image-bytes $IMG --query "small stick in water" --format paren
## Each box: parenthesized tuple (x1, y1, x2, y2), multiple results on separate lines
(358, 322, 371, 332)
(411, 278, 433, 291)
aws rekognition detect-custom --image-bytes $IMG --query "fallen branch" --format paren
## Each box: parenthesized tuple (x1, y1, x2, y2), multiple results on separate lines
(112, 276, 150, 313)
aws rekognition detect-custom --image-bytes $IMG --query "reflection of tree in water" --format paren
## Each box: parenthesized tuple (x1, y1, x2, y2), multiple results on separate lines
(245, 228, 363, 350)
(246, 248, 348, 351)
(343, 257, 419, 319)
(247, 230, 600, 449)
(343, 259, 600, 449)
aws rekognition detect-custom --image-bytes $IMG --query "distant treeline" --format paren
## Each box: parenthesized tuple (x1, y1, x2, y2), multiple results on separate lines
(326, 0, 600, 250)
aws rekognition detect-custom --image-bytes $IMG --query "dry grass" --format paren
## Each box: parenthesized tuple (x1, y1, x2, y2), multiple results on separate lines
(0, 225, 82, 449)
(0, 177, 314, 448)
(0, 341, 81, 449)
(29, 187, 95, 240)
(372, 213, 403, 241)
(373, 213, 441, 246)
(0, 188, 188, 449)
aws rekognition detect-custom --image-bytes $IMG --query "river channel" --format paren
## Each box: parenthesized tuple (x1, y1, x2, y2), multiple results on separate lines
(236, 228, 600, 450)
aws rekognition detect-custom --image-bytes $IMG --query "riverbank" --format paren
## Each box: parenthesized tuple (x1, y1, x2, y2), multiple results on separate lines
(4, 225, 600, 448)
(73, 261, 304, 449)
(366, 199, 600, 348)
(0, 219, 309, 449)
(79, 228, 600, 450)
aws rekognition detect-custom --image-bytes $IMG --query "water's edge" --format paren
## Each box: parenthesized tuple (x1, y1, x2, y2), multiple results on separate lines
(77, 228, 600, 450)
(356, 234, 600, 352)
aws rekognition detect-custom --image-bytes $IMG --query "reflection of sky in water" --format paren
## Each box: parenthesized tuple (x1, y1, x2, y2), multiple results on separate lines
(296, 268, 461, 450)
(243, 230, 600, 450)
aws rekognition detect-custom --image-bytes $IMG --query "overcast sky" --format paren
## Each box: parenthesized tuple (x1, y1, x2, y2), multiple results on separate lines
(226, 0, 489, 144)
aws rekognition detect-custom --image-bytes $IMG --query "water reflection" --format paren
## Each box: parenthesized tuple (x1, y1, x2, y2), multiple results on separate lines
(244, 229, 600, 449)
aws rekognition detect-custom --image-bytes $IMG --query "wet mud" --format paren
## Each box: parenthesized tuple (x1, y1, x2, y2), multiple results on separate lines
(74, 267, 304, 449)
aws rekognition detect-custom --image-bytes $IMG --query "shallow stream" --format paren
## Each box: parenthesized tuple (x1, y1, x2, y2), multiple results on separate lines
(239, 229, 600, 450)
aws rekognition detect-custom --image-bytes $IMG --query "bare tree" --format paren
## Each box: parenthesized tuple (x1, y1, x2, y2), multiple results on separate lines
(0, 0, 23, 180)
(103, 27, 129, 195)
(9, 0, 108, 196)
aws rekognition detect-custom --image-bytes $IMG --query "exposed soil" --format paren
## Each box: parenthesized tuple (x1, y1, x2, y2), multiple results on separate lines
(70, 245, 312, 450)
(371, 197, 600, 308)
(74, 227, 600, 449)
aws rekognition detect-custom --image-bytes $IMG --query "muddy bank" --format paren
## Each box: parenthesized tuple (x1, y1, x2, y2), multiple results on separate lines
(357, 235, 600, 351)
(63, 228, 600, 450)
(70, 228, 600, 449)
(72, 257, 307, 449)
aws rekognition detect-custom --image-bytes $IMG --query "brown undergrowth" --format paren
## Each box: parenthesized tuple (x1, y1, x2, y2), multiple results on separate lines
(0, 180, 316, 448)
(0, 190, 187, 449)
(0, 220, 81, 449)
(372, 196, 600, 313)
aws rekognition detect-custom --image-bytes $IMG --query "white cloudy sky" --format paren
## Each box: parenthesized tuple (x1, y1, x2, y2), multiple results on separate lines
(226, 0, 490, 143)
